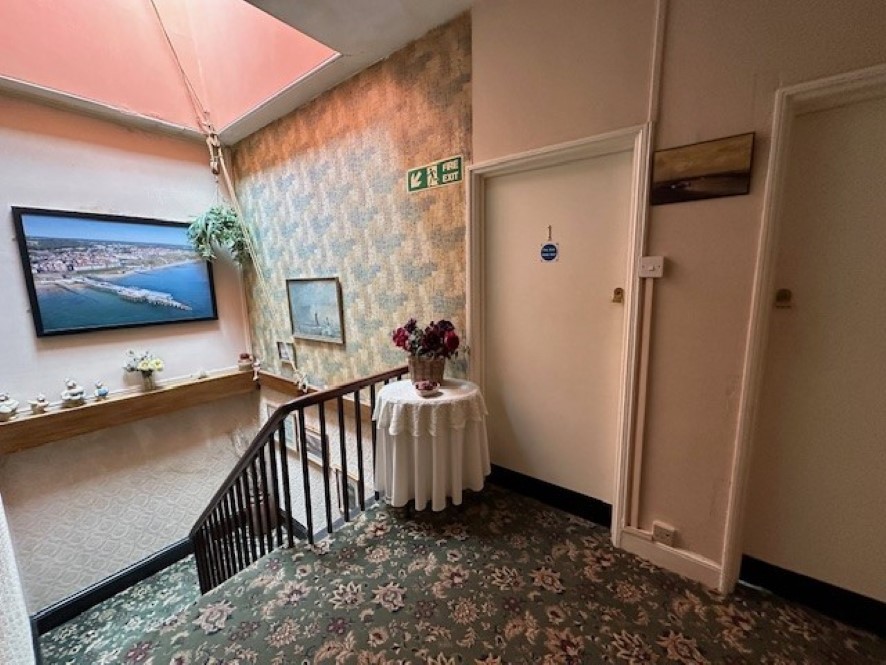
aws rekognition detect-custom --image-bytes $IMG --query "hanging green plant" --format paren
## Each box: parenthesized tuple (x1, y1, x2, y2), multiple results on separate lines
(187, 204, 250, 265)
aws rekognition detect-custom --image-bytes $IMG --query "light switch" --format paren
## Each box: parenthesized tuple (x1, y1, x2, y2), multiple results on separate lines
(639, 256, 665, 278)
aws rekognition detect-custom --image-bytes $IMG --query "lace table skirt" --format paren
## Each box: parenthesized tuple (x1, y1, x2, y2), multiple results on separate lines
(373, 379, 491, 511)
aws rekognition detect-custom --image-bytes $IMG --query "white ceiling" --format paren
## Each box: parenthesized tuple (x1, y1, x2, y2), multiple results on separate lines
(223, 0, 473, 143)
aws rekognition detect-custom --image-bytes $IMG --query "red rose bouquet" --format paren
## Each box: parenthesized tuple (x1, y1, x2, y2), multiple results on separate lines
(392, 318, 460, 359)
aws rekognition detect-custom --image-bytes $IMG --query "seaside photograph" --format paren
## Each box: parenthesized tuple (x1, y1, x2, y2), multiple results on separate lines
(13, 209, 217, 336)
(650, 133, 755, 206)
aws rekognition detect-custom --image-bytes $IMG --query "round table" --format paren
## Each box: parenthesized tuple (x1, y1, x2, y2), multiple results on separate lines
(373, 379, 491, 511)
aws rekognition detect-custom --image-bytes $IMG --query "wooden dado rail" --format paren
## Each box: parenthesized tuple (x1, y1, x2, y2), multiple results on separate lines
(0, 370, 309, 456)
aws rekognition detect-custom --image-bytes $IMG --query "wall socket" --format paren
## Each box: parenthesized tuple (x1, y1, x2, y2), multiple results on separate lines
(652, 521, 677, 547)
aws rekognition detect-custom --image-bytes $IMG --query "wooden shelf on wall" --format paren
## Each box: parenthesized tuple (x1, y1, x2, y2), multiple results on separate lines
(0, 370, 258, 455)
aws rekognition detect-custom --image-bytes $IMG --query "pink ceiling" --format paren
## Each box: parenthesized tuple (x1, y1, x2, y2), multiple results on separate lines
(0, 0, 338, 134)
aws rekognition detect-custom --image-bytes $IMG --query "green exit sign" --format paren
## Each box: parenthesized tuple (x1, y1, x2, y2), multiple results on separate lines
(407, 155, 463, 192)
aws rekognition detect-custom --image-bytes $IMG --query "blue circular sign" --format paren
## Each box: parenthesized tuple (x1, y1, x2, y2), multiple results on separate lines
(540, 242, 559, 262)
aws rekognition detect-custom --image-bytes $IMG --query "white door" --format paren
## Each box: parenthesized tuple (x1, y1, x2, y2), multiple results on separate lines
(744, 94, 886, 601)
(483, 149, 633, 503)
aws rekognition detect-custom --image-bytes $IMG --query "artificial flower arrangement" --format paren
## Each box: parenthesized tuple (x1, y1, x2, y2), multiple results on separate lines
(391, 318, 460, 359)
(124, 350, 164, 390)
(392, 319, 460, 384)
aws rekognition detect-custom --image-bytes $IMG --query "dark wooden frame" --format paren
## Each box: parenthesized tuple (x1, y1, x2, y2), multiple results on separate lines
(286, 276, 345, 344)
(276, 340, 294, 362)
(12, 207, 218, 337)
(332, 464, 361, 517)
(650, 132, 755, 206)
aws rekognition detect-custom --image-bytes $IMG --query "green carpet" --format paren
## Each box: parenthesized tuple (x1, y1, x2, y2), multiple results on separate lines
(76, 487, 884, 664)
(39, 556, 199, 664)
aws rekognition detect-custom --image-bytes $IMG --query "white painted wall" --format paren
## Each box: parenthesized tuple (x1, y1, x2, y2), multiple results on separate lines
(0, 94, 254, 612)
(473, 0, 886, 566)
(0, 94, 249, 401)
(743, 95, 886, 602)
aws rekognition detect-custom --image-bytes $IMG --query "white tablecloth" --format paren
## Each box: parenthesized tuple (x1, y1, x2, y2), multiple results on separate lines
(373, 379, 491, 511)
(0, 493, 34, 665)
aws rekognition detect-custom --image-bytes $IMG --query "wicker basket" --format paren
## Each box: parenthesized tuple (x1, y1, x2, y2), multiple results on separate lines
(408, 356, 445, 384)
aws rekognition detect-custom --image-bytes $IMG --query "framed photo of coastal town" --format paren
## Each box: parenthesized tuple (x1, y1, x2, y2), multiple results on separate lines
(12, 207, 218, 337)
(286, 277, 345, 344)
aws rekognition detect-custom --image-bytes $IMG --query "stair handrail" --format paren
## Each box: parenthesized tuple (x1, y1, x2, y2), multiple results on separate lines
(189, 365, 406, 539)
(189, 365, 407, 592)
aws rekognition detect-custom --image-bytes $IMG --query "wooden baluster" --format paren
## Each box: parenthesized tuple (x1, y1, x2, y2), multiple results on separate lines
(369, 384, 378, 502)
(221, 491, 240, 574)
(267, 432, 284, 548)
(233, 475, 252, 567)
(319, 402, 333, 534)
(257, 444, 274, 554)
(356, 388, 366, 510)
(278, 420, 295, 547)
(298, 409, 314, 544)
(337, 396, 349, 522)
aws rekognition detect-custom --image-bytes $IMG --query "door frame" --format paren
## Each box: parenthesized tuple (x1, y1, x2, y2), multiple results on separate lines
(719, 64, 886, 593)
(466, 125, 652, 545)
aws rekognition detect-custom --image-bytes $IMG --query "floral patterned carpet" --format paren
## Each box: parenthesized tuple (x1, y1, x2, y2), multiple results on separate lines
(43, 487, 885, 664)
(39, 556, 199, 664)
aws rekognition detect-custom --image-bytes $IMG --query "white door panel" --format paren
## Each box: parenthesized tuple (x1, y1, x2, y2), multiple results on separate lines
(484, 150, 633, 502)
(744, 95, 886, 602)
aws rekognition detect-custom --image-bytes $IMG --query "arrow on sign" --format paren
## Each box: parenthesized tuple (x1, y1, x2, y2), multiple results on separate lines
(409, 170, 424, 190)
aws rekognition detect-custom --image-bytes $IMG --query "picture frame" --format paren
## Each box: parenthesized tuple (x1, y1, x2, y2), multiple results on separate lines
(276, 340, 295, 363)
(302, 424, 327, 466)
(286, 277, 345, 344)
(273, 407, 329, 465)
(650, 133, 755, 206)
(12, 207, 217, 337)
(264, 402, 297, 451)
(333, 465, 361, 516)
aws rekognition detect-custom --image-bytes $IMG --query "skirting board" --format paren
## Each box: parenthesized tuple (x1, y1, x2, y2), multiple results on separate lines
(741, 555, 886, 637)
(621, 527, 722, 589)
(31, 538, 193, 635)
(488, 464, 613, 528)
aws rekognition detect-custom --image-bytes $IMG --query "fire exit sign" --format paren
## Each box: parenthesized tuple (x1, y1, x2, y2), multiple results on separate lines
(407, 155, 463, 192)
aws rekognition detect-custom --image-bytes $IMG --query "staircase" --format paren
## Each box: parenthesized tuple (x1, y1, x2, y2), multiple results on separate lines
(190, 365, 407, 592)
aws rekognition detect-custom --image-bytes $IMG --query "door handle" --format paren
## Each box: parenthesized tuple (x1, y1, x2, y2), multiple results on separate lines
(775, 288, 793, 308)
(612, 288, 624, 304)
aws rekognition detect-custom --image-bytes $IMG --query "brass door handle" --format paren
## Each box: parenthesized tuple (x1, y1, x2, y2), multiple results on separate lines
(775, 288, 793, 308)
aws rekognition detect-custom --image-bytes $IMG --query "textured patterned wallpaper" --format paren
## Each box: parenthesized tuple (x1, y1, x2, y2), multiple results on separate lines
(233, 15, 471, 387)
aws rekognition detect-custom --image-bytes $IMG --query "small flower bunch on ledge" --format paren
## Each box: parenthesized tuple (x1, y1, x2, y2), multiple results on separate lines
(392, 318, 460, 359)
(124, 350, 164, 390)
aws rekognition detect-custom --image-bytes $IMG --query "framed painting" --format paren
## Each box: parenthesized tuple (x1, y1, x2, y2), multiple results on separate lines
(286, 277, 345, 344)
(276, 340, 295, 363)
(12, 207, 217, 336)
(264, 402, 297, 451)
(275, 407, 329, 465)
(333, 465, 361, 516)
(302, 425, 327, 466)
(650, 133, 755, 205)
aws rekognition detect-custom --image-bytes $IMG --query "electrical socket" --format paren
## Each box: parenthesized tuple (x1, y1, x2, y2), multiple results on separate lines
(652, 521, 677, 547)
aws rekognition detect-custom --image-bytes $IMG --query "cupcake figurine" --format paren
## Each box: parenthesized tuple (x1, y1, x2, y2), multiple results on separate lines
(237, 353, 254, 371)
(60, 378, 86, 408)
(0, 392, 19, 422)
(28, 394, 49, 415)
(94, 381, 110, 401)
